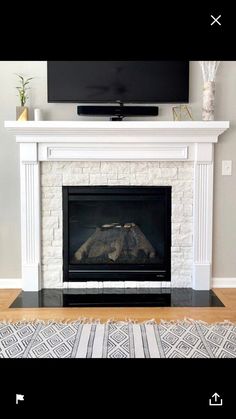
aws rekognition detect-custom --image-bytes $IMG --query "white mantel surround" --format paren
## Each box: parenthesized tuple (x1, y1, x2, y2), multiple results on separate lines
(5, 121, 229, 291)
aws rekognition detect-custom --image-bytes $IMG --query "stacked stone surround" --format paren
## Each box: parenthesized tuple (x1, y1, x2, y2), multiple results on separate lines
(41, 161, 194, 288)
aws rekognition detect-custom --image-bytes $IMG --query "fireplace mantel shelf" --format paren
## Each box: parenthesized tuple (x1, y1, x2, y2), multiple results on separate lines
(5, 120, 229, 143)
(5, 120, 230, 292)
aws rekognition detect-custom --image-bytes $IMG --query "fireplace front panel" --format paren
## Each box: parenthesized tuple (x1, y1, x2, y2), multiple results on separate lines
(63, 186, 171, 282)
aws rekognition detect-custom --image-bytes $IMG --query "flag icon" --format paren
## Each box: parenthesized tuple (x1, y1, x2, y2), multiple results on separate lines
(16, 394, 24, 404)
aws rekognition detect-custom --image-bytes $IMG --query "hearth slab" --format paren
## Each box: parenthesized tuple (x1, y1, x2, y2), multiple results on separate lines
(10, 288, 224, 308)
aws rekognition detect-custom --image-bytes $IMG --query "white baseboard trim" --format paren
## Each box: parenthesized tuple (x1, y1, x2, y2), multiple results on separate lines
(212, 277, 236, 288)
(0, 278, 22, 289)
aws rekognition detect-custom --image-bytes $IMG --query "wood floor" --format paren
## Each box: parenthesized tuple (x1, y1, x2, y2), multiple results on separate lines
(0, 288, 236, 323)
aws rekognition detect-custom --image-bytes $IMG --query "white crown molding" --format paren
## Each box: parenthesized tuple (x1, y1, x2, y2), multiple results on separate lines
(4, 121, 229, 143)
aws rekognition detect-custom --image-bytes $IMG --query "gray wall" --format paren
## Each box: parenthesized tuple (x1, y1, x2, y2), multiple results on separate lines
(0, 61, 235, 279)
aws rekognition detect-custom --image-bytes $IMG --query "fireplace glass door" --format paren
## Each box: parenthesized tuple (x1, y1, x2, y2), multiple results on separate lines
(63, 186, 171, 282)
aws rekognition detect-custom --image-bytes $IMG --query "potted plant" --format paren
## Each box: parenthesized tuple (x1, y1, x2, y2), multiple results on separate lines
(15, 74, 33, 121)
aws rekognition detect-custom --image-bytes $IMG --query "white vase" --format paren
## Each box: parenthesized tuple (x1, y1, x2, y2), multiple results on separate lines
(202, 81, 215, 121)
(34, 108, 42, 121)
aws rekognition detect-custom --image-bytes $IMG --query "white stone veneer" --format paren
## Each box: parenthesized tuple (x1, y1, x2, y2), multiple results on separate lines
(41, 161, 194, 288)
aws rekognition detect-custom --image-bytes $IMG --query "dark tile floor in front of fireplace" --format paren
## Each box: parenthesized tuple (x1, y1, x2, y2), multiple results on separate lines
(10, 288, 224, 308)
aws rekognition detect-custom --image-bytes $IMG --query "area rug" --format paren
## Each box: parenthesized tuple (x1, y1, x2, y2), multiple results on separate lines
(0, 320, 236, 358)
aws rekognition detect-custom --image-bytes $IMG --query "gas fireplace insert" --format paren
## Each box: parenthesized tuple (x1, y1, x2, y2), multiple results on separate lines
(63, 186, 171, 282)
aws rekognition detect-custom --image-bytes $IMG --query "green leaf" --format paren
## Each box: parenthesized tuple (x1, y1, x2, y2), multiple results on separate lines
(15, 74, 24, 81)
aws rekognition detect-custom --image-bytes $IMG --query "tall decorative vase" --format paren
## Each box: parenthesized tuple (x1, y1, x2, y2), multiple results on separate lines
(16, 106, 28, 121)
(202, 81, 215, 121)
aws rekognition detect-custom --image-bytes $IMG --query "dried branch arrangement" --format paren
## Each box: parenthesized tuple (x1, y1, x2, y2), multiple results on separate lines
(199, 61, 221, 82)
(199, 61, 221, 121)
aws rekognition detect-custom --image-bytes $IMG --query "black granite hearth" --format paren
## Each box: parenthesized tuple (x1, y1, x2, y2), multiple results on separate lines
(10, 288, 224, 308)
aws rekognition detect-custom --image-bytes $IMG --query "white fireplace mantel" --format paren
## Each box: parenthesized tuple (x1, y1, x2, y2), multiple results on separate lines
(5, 120, 230, 291)
(4, 120, 228, 138)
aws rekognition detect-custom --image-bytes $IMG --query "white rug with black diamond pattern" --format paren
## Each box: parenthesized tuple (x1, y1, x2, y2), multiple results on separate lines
(0, 320, 236, 358)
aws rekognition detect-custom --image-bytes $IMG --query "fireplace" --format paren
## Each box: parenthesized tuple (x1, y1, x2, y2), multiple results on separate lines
(5, 120, 229, 290)
(63, 186, 171, 282)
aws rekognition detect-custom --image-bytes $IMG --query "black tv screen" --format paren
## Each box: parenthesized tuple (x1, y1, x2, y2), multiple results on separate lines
(47, 61, 189, 104)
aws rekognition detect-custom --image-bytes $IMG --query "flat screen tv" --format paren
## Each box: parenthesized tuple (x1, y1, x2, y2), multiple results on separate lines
(47, 61, 189, 104)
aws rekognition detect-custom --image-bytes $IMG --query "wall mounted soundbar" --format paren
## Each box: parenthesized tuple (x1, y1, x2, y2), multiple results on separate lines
(77, 104, 159, 121)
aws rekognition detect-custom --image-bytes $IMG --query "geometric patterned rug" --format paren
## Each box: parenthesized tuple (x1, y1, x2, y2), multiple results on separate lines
(0, 320, 236, 358)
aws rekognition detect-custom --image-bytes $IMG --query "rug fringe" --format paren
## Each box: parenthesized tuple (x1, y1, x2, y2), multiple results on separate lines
(0, 318, 235, 326)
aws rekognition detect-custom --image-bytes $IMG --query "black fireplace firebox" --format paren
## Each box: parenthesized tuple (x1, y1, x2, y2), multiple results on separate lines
(63, 186, 171, 282)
